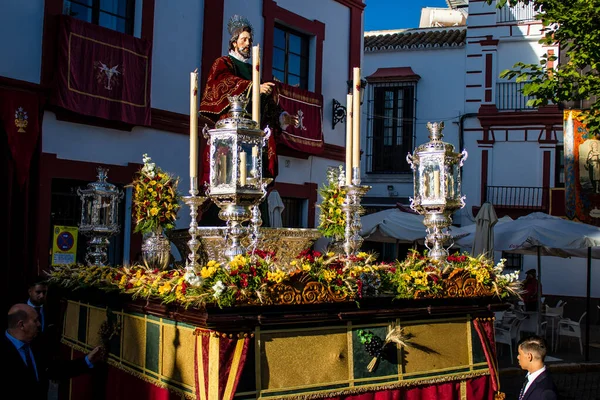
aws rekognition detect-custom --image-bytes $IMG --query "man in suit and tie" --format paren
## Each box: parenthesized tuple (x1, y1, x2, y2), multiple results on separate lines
(27, 277, 51, 332)
(516, 335, 559, 400)
(1, 303, 103, 400)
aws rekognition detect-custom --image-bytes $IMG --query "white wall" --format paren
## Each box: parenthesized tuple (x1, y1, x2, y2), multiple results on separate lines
(151, 0, 204, 113)
(42, 111, 193, 228)
(0, 0, 45, 83)
(361, 44, 466, 200)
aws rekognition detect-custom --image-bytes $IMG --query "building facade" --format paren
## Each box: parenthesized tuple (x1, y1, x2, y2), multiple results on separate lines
(362, 0, 598, 300)
(0, 0, 365, 304)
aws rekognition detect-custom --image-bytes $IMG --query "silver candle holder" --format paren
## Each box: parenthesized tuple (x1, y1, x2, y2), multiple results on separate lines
(182, 177, 207, 285)
(342, 168, 370, 258)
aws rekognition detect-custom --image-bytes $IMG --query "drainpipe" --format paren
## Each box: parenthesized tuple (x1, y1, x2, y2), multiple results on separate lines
(458, 112, 478, 153)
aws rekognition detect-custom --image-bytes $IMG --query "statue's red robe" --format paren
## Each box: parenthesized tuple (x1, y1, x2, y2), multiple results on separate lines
(199, 55, 280, 186)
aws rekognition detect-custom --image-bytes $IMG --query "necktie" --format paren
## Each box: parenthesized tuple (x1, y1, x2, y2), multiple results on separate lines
(23, 344, 38, 382)
(518, 376, 529, 400)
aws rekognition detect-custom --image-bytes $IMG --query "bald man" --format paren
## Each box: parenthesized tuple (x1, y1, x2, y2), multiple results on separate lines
(1, 303, 103, 399)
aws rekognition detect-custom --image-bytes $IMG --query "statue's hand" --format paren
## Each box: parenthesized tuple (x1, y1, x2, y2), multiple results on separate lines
(260, 82, 275, 95)
(283, 113, 299, 128)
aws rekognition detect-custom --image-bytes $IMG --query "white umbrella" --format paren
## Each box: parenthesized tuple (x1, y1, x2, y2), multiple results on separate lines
(472, 202, 498, 258)
(267, 190, 285, 228)
(360, 208, 468, 244)
(458, 212, 600, 358)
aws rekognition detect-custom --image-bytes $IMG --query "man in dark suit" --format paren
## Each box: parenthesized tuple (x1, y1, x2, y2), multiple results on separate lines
(1, 303, 103, 400)
(516, 335, 558, 400)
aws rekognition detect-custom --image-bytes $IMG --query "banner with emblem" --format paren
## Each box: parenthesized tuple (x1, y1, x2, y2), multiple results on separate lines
(0, 88, 42, 186)
(275, 83, 324, 155)
(52, 16, 152, 125)
(564, 110, 600, 225)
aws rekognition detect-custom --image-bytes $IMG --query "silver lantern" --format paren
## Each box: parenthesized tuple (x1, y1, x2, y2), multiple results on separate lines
(202, 95, 270, 260)
(406, 122, 467, 261)
(78, 167, 124, 266)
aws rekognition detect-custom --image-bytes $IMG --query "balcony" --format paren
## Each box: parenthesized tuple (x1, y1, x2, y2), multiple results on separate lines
(496, 81, 536, 111)
(497, 1, 538, 23)
(481, 185, 549, 218)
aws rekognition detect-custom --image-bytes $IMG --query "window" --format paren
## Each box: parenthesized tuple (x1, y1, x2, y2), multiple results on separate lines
(63, 0, 135, 35)
(272, 25, 310, 89)
(368, 84, 416, 173)
(501, 252, 523, 272)
(281, 197, 306, 228)
(555, 145, 565, 188)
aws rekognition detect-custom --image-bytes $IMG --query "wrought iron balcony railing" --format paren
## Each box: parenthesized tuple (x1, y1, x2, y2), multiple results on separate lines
(497, 1, 538, 23)
(496, 81, 536, 111)
(484, 186, 549, 210)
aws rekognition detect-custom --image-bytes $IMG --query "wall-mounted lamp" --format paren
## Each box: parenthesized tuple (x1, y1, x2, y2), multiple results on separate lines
(387, 185, 394, 191)
(331, 79, 368, 129)
(332, 99, 346, 129)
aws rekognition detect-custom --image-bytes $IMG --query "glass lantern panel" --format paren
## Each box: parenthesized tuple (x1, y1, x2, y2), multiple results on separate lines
(82, 194, 94, 226)
(238, 142, 258, 187)
(446, 163, 459, 199)
(213, 137, 235, 186)
(421, 159, 442, 200)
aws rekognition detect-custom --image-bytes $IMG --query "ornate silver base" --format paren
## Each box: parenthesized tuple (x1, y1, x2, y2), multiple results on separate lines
(423, 213, 454, 261)
(84, 236, 110, 266)
(182, 177, 207, 285)
(341, 184, 371, 258)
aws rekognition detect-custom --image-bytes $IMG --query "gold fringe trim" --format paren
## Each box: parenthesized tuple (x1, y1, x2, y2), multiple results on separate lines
(60, 338, 195, 400)
(193, 328, 254, 339)
(266, 370, 490, 400)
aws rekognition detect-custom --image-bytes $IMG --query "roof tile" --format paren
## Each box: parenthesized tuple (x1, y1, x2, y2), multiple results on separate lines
(364, 28, 466, 52)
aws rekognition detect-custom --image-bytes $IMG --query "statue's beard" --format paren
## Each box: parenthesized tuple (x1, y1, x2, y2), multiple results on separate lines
(236, 46, 251, 60)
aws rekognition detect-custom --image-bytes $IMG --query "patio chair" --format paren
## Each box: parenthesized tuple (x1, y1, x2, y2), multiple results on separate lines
(557, 311, 587, 355)
(545, 303, 566, 318)
(495, 316, 523, 363)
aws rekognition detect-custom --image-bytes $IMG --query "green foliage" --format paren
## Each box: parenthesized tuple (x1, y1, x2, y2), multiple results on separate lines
(489, 0, 600, 133)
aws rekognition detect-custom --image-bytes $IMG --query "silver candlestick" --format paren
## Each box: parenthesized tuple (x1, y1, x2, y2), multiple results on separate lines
(182, 177, 207, 285)
(342, 168, 370, 258)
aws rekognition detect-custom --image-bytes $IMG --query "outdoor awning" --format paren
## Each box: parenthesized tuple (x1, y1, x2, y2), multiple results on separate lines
(366, 67, 421, 82)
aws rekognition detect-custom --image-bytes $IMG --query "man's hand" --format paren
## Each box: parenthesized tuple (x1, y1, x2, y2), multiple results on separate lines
(279, 112, 299, 129)
(283, 112, 299, 128)
(87, 346, 106, 365)
(260, 82, 275, 95)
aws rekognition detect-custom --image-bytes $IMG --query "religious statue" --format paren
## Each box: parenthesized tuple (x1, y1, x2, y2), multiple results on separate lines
(199, 14, 298, 185)
(584, 140, 600, 194)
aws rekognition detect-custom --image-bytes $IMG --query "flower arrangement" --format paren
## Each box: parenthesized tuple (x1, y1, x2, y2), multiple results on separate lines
(47, 250, 521, 308)
(317, 166, 347, 240)
(129, 154, 181, 234)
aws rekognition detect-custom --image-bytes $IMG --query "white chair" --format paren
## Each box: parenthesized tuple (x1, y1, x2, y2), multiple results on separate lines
(557, 311, 587, 355)
(495, 316, 525, 363)
(545, 304, 566, 318)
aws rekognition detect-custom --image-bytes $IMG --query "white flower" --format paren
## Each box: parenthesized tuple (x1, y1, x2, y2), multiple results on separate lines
(184, 270, 202, 286)
(142, 153, 151, 164)
(212, 280, 226, 298)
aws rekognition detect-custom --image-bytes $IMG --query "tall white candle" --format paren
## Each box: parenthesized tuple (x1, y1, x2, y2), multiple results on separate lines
(433, 170, 440, 198)
(239, 151, 247, 186)
(252, 45, 261, 126)
(352, 67, 361, 179)
(345, 94, 353, 185)
(190, 70, 199, 178)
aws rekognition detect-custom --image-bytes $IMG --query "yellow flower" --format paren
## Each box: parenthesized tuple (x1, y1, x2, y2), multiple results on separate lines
(267, 270, 285, 283)
(119, 275, 128, 287)
(150, 207, 159, 216)
(200, 266, 217, 279)
(150, 180, 157, 186)
(302, 263, 311, 272)
(357, 252, 368, 258)
(158, 282, 172, 295)
(207, 260, 218, 268)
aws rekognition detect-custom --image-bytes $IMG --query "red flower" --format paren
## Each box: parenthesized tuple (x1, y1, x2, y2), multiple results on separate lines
(126, 283, 133, 289)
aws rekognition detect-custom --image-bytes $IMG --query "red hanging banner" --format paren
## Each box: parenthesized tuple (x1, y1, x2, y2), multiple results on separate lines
(52, 16, 152, 125)
(0, 88, 42, 186)
(275, 83, 324, 155)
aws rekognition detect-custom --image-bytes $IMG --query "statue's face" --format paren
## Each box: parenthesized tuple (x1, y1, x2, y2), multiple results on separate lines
(234, 31, 252, 59)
